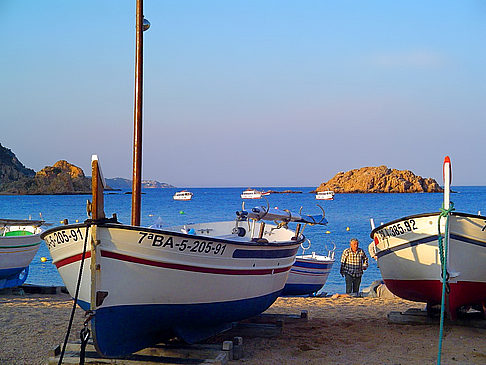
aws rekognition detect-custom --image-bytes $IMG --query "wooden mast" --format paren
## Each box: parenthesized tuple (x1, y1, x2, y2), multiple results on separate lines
(131, 0, 144, 226)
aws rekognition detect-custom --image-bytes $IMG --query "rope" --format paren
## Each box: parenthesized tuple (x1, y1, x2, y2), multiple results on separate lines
(436, 202, 454, 365)
(58, 224, 91, 365)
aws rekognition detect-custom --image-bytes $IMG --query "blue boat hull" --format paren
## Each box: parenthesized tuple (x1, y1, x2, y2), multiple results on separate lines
(282, 283, 324, 296)
(84, 290, 281, 357)
(0, 266, 29, 289)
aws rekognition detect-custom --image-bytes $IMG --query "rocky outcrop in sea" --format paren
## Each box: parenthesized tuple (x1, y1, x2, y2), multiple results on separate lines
(1, 160, 91, 195)
(316, 166, 442, 193)
(0, 144, 175, 194)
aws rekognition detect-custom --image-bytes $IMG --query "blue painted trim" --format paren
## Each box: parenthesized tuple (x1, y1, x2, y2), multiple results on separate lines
(450, 234, 486, 248)
(281, 283, 323, 296)
(88, 290, 282, 357)
(290, 268, 329, 275)
(376, 234, 486, 259)
(293, 261, 333, 269)
(376, 235, 437, 258)
(232, 247, 298, 259)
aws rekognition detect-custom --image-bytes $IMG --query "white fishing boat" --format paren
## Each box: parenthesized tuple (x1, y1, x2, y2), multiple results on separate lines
(369, 157, 486, 319)
(0, 219, 44, 289)
(240, 188, 269, 199)
(315, 191, 334, 200)
(173, 190, 193, 201)
(41, 159, 326, 356)
(39, 2, 326, 358)
(282, 241, 335, 296)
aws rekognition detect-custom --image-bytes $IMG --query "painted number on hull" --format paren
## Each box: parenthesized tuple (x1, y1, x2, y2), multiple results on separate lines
(138, 232, 226, 255)
(45, 228, 85, 248)
(378, 219, 417, 239)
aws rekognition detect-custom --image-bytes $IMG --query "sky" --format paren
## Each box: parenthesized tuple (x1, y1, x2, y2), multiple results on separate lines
(1, 1, 485, 187)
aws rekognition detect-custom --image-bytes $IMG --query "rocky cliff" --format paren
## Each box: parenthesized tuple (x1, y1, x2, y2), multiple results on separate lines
(0, 143, 35, 184)
(316, 166, 442, 193)
(0, 160, 91, 195)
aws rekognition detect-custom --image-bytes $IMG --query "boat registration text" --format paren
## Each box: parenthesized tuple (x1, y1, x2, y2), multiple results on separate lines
(376, 219, 417, 239)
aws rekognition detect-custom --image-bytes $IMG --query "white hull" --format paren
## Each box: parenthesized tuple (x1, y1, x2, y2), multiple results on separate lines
(42, 220, 301, 356)
(0, 222, 43, 288)
(316, 191, 334, 200)
(241, 189, 266, 199)
(282, 253, 334, 295)
(371, 212, 486, 318)
(173, 191, 193, 200)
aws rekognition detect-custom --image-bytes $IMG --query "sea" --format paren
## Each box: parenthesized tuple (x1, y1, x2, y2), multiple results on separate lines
(2, 186, 486, 294)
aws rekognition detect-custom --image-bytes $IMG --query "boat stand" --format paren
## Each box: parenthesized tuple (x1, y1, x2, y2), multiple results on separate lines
(47, 311, 308, 364)
(388, 308, 486, 329)
(48, 339, 239, 365)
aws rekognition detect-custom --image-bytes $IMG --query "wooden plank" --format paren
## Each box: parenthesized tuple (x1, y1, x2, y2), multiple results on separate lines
(228, 322, 283, 338)
(246, 310, 308, 324)
(48, 341, 230, 365)
(21, 284, 65, 294)
(388, 308, 486, 329)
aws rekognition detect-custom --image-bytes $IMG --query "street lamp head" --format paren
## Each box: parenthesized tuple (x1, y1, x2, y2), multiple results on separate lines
(143, 18, 151, 31)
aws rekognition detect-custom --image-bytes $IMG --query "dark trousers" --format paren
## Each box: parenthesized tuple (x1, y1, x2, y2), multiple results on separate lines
(345, 273, 362, 294)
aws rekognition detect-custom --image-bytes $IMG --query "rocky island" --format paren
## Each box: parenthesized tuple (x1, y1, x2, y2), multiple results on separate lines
(316, 166, 442, 193)
(0, 143, 173, 194)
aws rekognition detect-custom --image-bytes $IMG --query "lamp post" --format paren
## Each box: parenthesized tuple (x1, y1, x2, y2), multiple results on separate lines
(131, 0, 150, 226)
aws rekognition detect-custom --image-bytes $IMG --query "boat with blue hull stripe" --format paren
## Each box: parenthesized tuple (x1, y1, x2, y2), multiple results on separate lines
(282, 284, 324, 296)
(375, 233, 486, 259)
(85, 290, 282, 357)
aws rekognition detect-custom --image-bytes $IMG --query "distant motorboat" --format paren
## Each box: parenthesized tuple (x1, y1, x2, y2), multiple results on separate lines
(0, 219, 44, 289)
(241, 188, 270, 199)
(282, 241, 335, 296)
(316, 191, 334, 200)
(173, 190, 193, 201)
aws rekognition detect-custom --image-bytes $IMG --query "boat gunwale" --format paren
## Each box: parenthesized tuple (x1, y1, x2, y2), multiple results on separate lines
(41, 222, 305, 248)
(369, 211, 486, 239)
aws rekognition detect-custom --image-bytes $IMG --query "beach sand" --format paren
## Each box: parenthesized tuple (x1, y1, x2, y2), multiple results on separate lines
(1, 293, 485, 365)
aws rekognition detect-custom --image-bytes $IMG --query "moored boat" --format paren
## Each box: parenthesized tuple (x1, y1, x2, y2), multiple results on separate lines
(282, 241, 335, 296)
(0, 219, 44, 289)
(241, 188, 268, 199)
(173, 190, 193, 201)
(369, 157, 486, 319)
(41, 158, 324, 356)
(315, 191, 334, 200)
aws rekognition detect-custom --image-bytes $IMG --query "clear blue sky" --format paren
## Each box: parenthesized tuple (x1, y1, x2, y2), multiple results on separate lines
(2, 1, 485, 187)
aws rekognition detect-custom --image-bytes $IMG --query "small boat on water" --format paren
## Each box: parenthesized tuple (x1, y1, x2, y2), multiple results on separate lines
(0, 219, 44, 289)
(241, 188, 270, 199)
(369, 157, 486, 319)
(282, 240, 335, 296)
(315, 191, 334, 200)
(173, 190, 193, 201)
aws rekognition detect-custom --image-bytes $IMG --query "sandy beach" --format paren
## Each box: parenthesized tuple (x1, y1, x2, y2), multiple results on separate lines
(1, 292, 485, 365)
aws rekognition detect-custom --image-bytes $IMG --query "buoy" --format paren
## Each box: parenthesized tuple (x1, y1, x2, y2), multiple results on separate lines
(75, 219, 79, 223)
(346, 227, 350, 231)
(40, 257, 47, 263)
(326, 231, 331, 234)
(179, 210, 185, 215)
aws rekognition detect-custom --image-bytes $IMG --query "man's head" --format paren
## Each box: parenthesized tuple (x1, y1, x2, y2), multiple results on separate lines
(350, 238, 359, 252)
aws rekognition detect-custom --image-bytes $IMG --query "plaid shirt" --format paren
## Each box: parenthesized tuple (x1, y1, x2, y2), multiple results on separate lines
(340, 248, 369, 277)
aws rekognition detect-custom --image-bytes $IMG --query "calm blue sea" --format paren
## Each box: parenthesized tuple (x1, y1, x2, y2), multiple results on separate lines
(1, 186, 485, 294)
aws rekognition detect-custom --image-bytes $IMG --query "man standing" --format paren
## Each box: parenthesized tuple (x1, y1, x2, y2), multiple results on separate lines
(340, 238, 369, 295)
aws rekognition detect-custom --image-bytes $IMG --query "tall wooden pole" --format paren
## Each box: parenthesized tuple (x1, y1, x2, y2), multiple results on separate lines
(131, 0, 144, 226)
